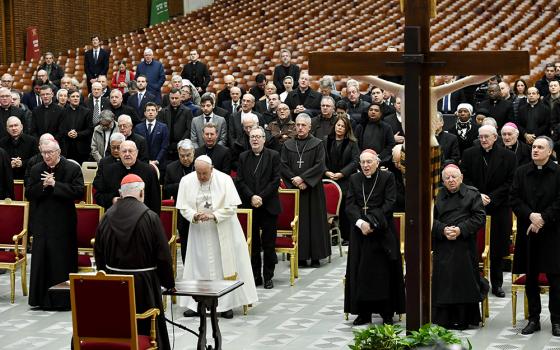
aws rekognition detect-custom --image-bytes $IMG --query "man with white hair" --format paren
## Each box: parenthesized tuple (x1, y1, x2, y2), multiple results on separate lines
(176, 155, 258, 319)
(136, 48, 165, 103)
(27, 138, 84, 309)
(281, 113, 330, 267)
(1, 73, 14, 90)
(449, 103, 480, 157)
(94, 173, 175, 350)
(0, 116, 37, 179)
(501, 122, 531, 166)
(84, 34, 109, 93)
(86, 81, 108, 126)
(97, 132, 126, 174)
(461, 124, 517, 298)
(93, 140, 161, 214)
(118, 114, 149, 163)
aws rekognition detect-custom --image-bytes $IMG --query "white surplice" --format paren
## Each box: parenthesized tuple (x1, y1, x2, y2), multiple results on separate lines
(175, 169, 258, 312)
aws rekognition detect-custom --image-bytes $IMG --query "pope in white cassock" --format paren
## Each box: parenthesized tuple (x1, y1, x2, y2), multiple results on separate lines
(176, 155, 258, 318)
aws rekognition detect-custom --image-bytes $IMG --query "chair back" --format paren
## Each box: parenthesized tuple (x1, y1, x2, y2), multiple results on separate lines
(70, 271, 139, 349)
(237, 208, 253, 253)
(76, 204, 104, 249)
(322, 179, 342, 216)
(13, 180, 25, 201)
(81, 162, 98, 184)
(277, 188, 299, 237)
(476, 215, 491, 261)
(159, 206, 177, 243)
(0, 199, 28, 246)
(75, 183, 89, 204)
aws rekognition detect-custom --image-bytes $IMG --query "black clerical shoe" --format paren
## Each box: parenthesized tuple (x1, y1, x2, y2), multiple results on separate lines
(552, 324, 560, 336)
(183, 309, 200, 317)
(492, 287, 505, 298)
(254, 276, 263, 286)
(264, 279, 274, 289)
(310, 259, 320, 268)
(521, 320, 541, 335)
(298, 260, 308, 267)
(221, 310, 234, 319)
(353, 314, 372, 326)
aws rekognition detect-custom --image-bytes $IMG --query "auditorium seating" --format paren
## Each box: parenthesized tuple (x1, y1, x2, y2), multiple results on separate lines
(1, 0, 559, 94)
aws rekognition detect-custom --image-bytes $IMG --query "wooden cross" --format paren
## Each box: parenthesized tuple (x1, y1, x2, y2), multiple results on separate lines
(309, 0, 529, 331)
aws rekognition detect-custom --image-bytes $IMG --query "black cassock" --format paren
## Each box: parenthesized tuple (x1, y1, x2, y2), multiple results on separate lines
(95, 197, 175, 350)
(281, 135, 330, 261)
(344, 170, 405, 317)
(27, 158, 84, 308)
(432, 184, 486, 327)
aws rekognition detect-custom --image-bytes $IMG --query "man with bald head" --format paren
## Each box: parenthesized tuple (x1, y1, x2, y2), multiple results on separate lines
(176, 155, 258, 319)
(432, 164, 486, 329)
(216, 74, 245, 107)
(1, 73, 14, 90)
(93, 140, 161, 214)
(0, 87, 25, 139)
(284, 71, 322, 117)
(222, 86, 242, 115)
(518, 87, 551, 145)
(0, 116, 37, 179)
(106, 89, 139, 124)
(461, 125, 516, 297)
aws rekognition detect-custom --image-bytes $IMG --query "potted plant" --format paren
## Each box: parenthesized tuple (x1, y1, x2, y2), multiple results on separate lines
(349, 323, 472, 350)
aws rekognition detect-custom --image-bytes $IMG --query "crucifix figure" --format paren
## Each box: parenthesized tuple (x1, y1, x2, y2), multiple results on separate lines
(309, 0, 529, 330)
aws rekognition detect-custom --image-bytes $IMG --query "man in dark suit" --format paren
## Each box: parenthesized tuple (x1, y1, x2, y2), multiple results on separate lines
(383, 97, 405, 145)
(435, 112, 460, 165)
(221, 86, 242, 116)
(105, 89, 139, 125)
(117, 114, 149, 163)
(133, 102, 169, 171)
(60, 89, 93, 164)
(194, 123, 231, 174)
(30, 86, 65, 141)
(517, 87, 551, 144)
(180, 49, 211, 93)
(229, 94, 264, 147)
(84, 34, 109, 94)
(236, 126, 281, 289)
(158, 88, 194, 162)
(190, 95, 227, 148)
(437, 75, 466, 114)
(461, 125, 517, 298)
(22, 79, 44, 112)
(284, 72, 322, 117)
(216, 74, 245, 108)
(127, 75, 156, 117)
(86, 82, 109, 126)
(273, 49, 300, 94)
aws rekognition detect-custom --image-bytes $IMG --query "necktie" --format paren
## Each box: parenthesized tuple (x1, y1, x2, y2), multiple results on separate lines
(205, 116, 211, 123)
(233, 102, 238, 112)
(443, 95, 449, 113)
(36, 95, 41, 107)
(93, 99, 100, 125)
(148, 122, 153, 134)
(137, 93, 143, 109)
(94, 50, 98, 62)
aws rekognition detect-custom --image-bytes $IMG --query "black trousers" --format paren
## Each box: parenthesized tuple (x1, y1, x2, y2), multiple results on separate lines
(526, 265, 560, 324)
(490, 255, 503, 289)
(251, 209, 278, 281)
(178, 215, 189, 264)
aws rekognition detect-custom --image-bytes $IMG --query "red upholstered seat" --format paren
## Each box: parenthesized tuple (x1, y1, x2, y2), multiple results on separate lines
(77, 255, 93, 268)
(237, 211, 249, 240)
(277, 193, 296, 231)
(76, 207, 101, 248)
(159, 207, 176, 242)
(161, 199, 175, 206)
(0, 204, 25, 242)
(513, 273, 549, 285)
(323, 181, 341, 216)
(13, 181, 24, 201)
(80, 336, 151, 350)
(0, 251, 24, 263)
(275, 236, 294, 248)
(476, 226, 485, 259)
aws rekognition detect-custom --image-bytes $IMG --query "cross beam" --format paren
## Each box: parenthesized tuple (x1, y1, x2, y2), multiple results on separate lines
(309, 1, 529, 331)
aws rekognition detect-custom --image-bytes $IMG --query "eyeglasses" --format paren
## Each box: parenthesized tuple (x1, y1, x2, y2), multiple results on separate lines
(478, 135, 493, 140)
(40, 149, 58, 156)
(249, 135, 263, 139)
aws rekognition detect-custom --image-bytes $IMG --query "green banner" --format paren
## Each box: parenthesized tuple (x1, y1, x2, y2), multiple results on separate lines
(150, 0, 169, 26)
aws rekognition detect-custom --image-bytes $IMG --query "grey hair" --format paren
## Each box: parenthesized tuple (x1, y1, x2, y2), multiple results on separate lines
(109, 132, 126, 143)
(241, 113, 259, 124)
(119, 181, 145, 198)
(436, 111, 443, 122)
(295, 113, 312, 125)
(321, 95, 335, 106)
(478, 125, 497, 136)
(481, 117, 497, 129)
(535, 135, 554, 150)
(250, 126, 266, 137)
(117, 114, 132, 126)
(177, 139, 194, 151)
(346, 79, 359, 88)
(100, 109, 115, 122)
(319, 75, 336, 90)
(56, 89, 68, 99)
(91, 82, 102, 89)
(143, 48, 153, 55)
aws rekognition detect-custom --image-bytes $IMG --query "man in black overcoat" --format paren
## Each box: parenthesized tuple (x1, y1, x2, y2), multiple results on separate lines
(461, 125, 516, 297)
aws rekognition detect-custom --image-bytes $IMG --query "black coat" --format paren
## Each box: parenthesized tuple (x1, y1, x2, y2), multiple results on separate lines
(228, 111, 264, 147)
(38, 63, 65, 87)
(163, 160, 192, 199)
(273, 63, 300, 93)
(157, 104, 194, 159)
(93, 161, 161, 214)
(105, 103, 140, 125)
(0, 134, 37, 180)
(324, 137, 359, 191)
(436, 131, 460, 165)
(355, 120, 396, 165)
(461, 145, 516, 257)
(194, 144, 231, 174)
(60, 104, 93, 162)
(236, 147, 281, 215)
(126, 133, 150, 163)
(517, 101, 550, 140)
(511, 160, 560, 274)
(0, 106, 25, 140)
(180, 61, 211, 91)
(384, 113, 404, 138)
(477, 98, 513, 129)
(30, 103, 65, 140)
(84, 48, 109, 80)
(504, 141, 531, 167)
(0, 147, 14, 199)
(284, 88, 322, 117)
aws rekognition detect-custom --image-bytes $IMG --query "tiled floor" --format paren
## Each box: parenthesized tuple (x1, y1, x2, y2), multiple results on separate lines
(0, 249, 558, 349)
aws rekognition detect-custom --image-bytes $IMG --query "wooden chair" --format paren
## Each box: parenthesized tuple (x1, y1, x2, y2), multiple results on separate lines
(393, 212, 405, 268)
(81, 161, 98, 184)
(76, 203, 104, 272)
(70, 271, 160, 349)
(275, 188, 300, 286)
(159, 206, 178, 307)
(237, 208, 253, 315)
(13, 180, 25, 201)
(0, 199, 29, 303)
(511, 220, 549, 327)
(322, 179, 343, 262)
(477, 215, 491, 326)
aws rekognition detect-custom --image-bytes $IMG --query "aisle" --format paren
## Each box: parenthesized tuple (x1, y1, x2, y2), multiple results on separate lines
(0, 249, 557, 349)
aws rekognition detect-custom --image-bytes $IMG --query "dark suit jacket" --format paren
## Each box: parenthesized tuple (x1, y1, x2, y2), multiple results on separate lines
(163, 160, 193, 199)
(86, 96, 109, 115)
(84, 48, 110, 80)
(383, 113, 405, 137)
(254, 99, 268, 114)
(216, 86, 246, 108)
(477, 98, 513, 129)
(236, 147, 281, 215)
(180, 61, 211, 91)
(194, 144, 231, 174)
(104, 103, 140, 125)
(436, 131, 460, 165)
(437, 90, 465, 113)
(284, 88, 322, 117)
(133, 120, 169, 164)
(0, 133, 37, 179)
(157, 104, 194, 159)
(22, 92, 41, 111)
(273, 63, 300, 93)
(222, 100, 241, 115)
(127, 91, 157, 117)
(228, 111, 264, 146)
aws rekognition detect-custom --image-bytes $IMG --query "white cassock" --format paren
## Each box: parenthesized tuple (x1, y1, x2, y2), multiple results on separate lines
(175, 169, 258, 312)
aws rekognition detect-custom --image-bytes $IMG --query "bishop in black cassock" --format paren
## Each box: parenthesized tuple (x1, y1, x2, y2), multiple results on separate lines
(280, 114, 330, 266)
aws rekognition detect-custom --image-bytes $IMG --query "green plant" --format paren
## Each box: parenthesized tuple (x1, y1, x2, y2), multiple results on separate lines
(349, 323, 472, 350)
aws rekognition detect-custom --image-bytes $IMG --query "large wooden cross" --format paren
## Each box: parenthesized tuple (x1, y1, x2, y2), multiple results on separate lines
(309, 0, 529, 330)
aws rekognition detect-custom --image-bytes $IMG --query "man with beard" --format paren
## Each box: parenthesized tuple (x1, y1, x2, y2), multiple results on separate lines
(461, 125, 516, 297)
(273, 49, 300, 93)
(280, 113, 329, 267)
(27, 138, 84, 309)
(344, 149, 405, 325)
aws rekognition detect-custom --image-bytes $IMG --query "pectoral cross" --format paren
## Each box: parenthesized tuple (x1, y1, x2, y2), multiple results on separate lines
(296, 159, 304, 168)
(362, 206, 368, 216)
(204, 201, 211, 209)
